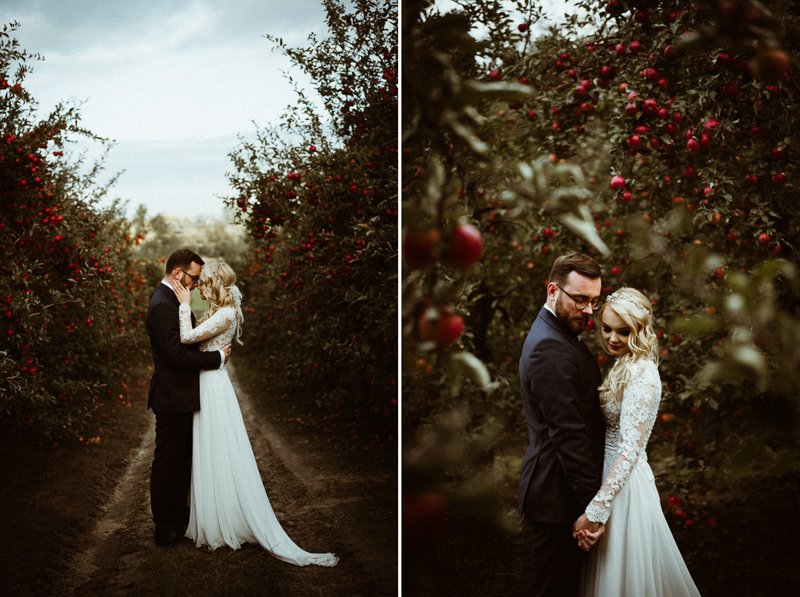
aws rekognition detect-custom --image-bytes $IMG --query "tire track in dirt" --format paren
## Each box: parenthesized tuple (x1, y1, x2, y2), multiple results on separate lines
(65, 363, 396, 595)
(66, 418, 155, 592)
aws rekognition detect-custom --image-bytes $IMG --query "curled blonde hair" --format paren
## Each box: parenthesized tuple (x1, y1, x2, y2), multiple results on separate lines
(597, 287, 658, 406)
(197, 262, 244, 345)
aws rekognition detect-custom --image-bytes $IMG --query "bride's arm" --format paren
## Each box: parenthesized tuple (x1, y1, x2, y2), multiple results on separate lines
(178, 304, 232, 344)
(585, 361, 661, 525)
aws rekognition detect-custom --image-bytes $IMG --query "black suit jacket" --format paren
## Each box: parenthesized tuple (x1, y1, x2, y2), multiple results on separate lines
(517, 307, 605, 523)
(145, 283, 221, 413)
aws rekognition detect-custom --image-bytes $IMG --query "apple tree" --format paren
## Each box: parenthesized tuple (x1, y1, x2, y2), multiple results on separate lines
(226, 0, 398, 452)
(0, 22, 153, 441)
(401, 0, 800, 578)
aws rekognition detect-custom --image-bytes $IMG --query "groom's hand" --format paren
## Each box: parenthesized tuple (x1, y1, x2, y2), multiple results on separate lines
(222, 344, 232, 362)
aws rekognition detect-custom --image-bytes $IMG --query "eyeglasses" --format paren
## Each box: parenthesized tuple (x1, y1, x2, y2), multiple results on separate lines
(181, 269, 200, 283)
(554, 284, 603, 311)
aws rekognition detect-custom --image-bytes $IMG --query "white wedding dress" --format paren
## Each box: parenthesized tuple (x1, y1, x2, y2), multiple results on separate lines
(177, 303, 338, 566)
(581, 359, 700, 596)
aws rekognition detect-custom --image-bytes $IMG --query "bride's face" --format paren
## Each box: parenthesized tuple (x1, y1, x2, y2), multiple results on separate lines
(601, 307, 631, 357)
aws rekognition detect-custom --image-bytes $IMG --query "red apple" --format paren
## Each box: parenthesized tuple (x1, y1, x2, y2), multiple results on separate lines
(442, 223, 483, 269)
(402, 227, 441, 269)
(770, 145, 787, 160)
(605, 0, 624, 16)
(750, 47, 790, 81)
(610, 175, 626, 189)
(418, 307, 465, 348)
(642, 98, 658, 113)
(403, 491, 447, 544)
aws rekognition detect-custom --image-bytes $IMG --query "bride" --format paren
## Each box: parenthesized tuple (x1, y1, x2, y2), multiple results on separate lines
(574, 287, 699, 596)
(169, 262, 338, 567)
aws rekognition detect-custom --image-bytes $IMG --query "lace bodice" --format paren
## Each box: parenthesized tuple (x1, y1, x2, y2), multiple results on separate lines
(585, 359, 661, 524)
(178, 304, 237, 352)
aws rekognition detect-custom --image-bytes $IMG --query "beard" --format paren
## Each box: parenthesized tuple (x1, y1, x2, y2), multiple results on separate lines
(555, 296, 589, 335)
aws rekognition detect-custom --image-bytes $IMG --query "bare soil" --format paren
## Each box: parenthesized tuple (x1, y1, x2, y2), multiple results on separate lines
(0, 364, 396, 596)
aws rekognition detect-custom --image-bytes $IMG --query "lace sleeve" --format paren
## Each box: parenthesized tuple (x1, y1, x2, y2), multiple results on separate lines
(585, 360, 661, 524)
(178, 304, 232, 344)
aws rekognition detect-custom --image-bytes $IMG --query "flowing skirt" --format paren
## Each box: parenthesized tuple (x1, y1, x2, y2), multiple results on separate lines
(186, 368, 338, 567)
(580, 445, 700, 596)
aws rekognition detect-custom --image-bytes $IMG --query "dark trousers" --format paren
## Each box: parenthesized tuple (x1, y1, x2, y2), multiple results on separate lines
(529, 519, 586, 597)
(150, 411, 193, 532)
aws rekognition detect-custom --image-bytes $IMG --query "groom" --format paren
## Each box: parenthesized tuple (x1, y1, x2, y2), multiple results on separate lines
(145, 248, 231, 546)
(518, 252, 606, 596)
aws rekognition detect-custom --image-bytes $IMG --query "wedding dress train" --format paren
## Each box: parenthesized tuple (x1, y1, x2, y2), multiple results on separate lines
(178, 303, 337, 567)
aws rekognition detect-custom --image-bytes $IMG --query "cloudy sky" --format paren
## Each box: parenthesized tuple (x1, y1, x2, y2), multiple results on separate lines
(3, 0, 328, 219)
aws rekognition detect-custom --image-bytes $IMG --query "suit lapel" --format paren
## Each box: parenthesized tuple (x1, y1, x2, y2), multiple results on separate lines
(157, 283, 179, 305)
(538, 307, 596, 364)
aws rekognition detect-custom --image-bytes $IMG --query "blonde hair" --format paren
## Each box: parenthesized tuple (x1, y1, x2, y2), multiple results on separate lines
(597, 287, 658, 406)
(197, 262, 244, 345)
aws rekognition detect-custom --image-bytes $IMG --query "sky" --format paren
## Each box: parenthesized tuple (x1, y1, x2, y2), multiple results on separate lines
(2, 0, 328, 219)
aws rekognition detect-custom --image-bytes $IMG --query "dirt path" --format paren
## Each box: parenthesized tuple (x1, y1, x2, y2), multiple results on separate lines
(63, 364, 396, 596)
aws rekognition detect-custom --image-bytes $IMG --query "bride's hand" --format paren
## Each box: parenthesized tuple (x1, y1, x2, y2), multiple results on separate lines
(573, 513, 604, 551)
(576, 527, 603, 551)
(170, 281, 192, 305)
(575, 530, 591, 552)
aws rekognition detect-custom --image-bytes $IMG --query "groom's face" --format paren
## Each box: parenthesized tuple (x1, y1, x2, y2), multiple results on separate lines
(553, 271, 601, 335)
(180, 262, 202, 290)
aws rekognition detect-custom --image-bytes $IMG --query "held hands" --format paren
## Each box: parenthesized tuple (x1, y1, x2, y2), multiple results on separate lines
(572, 513, 605, 552)
(169, 281, 192, 305)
